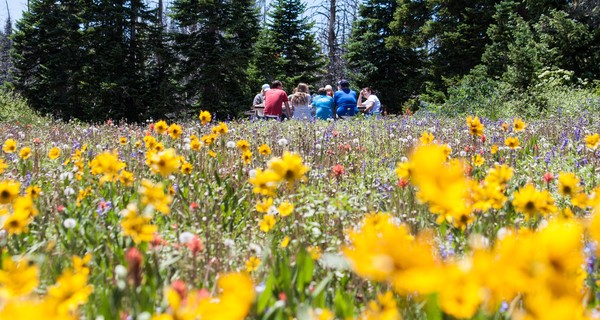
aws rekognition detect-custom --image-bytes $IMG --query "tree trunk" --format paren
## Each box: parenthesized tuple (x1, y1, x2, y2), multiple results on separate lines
(327, 0, 336, 84)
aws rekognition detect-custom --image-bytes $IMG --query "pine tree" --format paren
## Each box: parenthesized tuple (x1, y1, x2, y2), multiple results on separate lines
(171, 0, 259, 117)
(249, 0, 324, 93)
(345, 0, 423, 113)
(12, 0, 88, 119)
(0, 14, 12, 85)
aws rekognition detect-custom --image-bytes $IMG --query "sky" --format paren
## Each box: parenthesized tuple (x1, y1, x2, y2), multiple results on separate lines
(2, 0, 323, 28)
(4, 0, 26, 24)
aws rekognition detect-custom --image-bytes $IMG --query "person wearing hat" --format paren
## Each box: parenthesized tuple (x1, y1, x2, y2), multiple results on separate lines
(253, 84, 270, 109)
(324, 85, 334, 97)
(334, 79, 358, 117)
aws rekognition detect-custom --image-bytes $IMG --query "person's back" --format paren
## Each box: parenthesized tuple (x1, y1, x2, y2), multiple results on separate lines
(264, 81, 290, 118)
(291, 92, 311, 120)
(313, 88, 334, 120)
(334, 80, 358, 117)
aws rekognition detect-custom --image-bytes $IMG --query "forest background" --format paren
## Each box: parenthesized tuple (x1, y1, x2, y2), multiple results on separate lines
(0, 0, 599, 122)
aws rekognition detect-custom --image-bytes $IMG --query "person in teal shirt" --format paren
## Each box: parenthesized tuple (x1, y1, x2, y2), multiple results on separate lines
(312, 87, 334, 120)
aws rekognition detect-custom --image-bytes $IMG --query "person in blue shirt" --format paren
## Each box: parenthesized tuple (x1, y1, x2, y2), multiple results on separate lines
(312, 87, 334, 120)
(333, 79, 357, 117)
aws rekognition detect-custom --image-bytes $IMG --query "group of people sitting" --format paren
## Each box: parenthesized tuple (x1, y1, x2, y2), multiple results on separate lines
(252, 79, 381, 120)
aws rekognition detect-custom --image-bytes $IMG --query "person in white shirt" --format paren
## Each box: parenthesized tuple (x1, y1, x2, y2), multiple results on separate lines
(357, 87, 381, 115)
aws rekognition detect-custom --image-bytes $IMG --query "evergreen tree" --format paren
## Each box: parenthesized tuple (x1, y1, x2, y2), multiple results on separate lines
(0, 14, 12, 85)
(12, 0, 88, 119)
(422, 0, 500, 96)
(171, 0, 259, 117)
(345, 0, 423, 113)
(249, 0, 324, 93)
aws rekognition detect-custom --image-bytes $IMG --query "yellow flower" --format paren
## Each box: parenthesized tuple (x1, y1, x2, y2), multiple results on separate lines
(259, 214, 276, 232)
(505, 136, 520, 149)
(307, 246, 322, 260)
(310, 309, 334, 320)
(168, 123, 182, 140)
(3, 139, 17, 153)
(501, 122, 510, 131)
(190, 139, 202, 151)
(48, 147, 61, 160)
(154, 120, 168, 134)
(255, 197, 273, 213)
(585, 133, 600, 150)
(119, 137, 127, 145)
(18, 147, 31, 160)
(513, 117, 526, 132)
(180, 162, 193, 175)
(47, 269, 93, 315)
(236, 140, 250, 152)
(512, 184, 556, 219)
(90, 151, 126, 182)
(149, 148, 181, 177)
(242, 150, 252, 164)
(139, 180, 173, 215)
(121, 204, 158, 243)
(466, 115, 484, 137)
(215, 122, 228, 135)
(258, 144, 272, 156)
(438, 264, 482, 319)
(13, 195, 38, 218)
(25, 186, 41, 199)
(395, 161, 412, 180)
(485, 163, 513, 185)
(0, 258, 39, 298)
(278, 201, 294, 217)
(268, 152, 309, 184)
(248, 169, 280, 196)
(442, 144, 452, 159)
(280, 236, 290, 248)
(72, 253, 92, 275)
(0, 180, 20, 204)
(199, 110, 211, 125)
(3, 210, 32, 235)
(343, 213, 440, 294)
(359, 291, 400, 320)
(490, 144, 498, 154)
(0, 158, 7, 173)
(419, 131, 434, 145)
(245, 256, 260, 272)
(558, 172, 580, 197)
(119, 170, 134, 186)
(201, 134, 217, 146)
(208, 150, 216, 158)
(472, 154, 484, 167)
(144, 135, 157, 149)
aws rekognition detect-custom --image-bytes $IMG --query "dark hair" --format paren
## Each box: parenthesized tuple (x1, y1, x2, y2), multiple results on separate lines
(338, 79, 350, 88)
(362, 87, 372, 93)
(271, 80, 282, 89)
(317, 87, 326, 95)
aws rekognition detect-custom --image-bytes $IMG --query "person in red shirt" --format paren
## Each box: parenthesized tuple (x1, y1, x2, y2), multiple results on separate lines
(264, 80, 291, 119)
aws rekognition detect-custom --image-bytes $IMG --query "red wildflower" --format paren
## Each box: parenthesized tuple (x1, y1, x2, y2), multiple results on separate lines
(126, 247, 143, 287)
(279, 292, 287, 301)
(171, 279, 187, 299)
(57, 205, 65, 213)
(397, 178, 409, 188)
(186, 235, 204, 256)
(332, 164, 344, 177)
(189, 202, 199, 210)
(543, 172, 554, 183)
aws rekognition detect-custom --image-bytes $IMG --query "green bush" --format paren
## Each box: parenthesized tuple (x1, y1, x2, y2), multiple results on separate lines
(0, 89, 48, 124)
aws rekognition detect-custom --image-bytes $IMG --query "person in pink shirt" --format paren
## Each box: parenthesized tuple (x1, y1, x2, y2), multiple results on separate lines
(264, 80, 291, 119)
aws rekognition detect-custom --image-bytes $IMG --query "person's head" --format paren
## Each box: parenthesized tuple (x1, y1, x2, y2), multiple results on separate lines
(324, 85, 333, 92)
(317, 87, 327, 95)
(338, 79, 350, 89)
(261, 84, 270, 94)
(271, 80, 283, 89)
(296, 83, 309, 94)
(361, 87, 372, 97)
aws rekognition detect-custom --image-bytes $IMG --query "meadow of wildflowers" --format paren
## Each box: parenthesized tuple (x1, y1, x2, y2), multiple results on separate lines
(2, 111, 600, 319)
